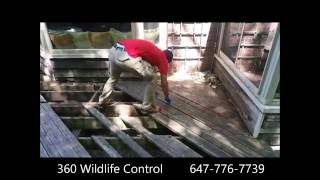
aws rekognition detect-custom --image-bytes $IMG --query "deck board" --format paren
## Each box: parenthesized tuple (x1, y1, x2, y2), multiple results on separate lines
(83, 103, 152, 157)
(40, 142, 49, 157)
(91, 136, 122, 157)
(116, 80, 276, 157)
(40, 102, 91, 157)
(121, 116, 202, 157)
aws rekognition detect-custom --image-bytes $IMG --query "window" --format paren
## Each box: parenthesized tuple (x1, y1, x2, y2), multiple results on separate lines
(221, 23, 278, 88)
(46, 23, 132, 49)
(143, 23, 159, 44)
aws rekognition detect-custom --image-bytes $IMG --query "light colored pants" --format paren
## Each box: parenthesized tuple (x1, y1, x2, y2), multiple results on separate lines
(99, 45, 156, 111)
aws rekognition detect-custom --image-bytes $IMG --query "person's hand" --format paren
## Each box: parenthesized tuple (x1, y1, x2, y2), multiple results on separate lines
(164, 96, 171, 105)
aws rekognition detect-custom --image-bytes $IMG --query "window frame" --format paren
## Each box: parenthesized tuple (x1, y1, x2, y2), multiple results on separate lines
(40, 22, 168, 59)
(215, 23, 280, 113)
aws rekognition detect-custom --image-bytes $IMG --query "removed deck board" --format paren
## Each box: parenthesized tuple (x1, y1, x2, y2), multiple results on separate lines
(116, 80, 275, 157)
(49, 102, 140, 117)
(121, 116, 202, 157)
(82, 103, 152, 157)
(91, 136, 122, 157)
(40, 102, 91, 157)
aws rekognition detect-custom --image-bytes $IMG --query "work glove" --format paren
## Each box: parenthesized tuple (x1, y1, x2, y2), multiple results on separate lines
(164, 96, 171, 105)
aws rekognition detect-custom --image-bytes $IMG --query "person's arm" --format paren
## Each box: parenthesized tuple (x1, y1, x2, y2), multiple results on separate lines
(160, 74, 171, 104)
(160, 74, 169, 97)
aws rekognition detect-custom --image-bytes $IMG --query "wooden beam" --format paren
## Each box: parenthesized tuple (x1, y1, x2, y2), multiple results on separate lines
(54, 70, 108, 78)
(258, 134, 280, 146)
(52, 60, 109, 69)
(40, 82, 103, 91)
(82, 103, 152, 157)
(168, 32, 207, 36)
(41, 91, 101, 102)
(54, 70, 140, 78)
(121, 116, 202, 158)
(49, 102, 140, 117)
(41, 90, 135, 103)
(79, 136, 146, 148)
(50, 58, 108, 61)
(54, 77, 108, 83)
(61, 116, 131, 130)
(91, 136, 122, 157)
(259, 128, 280, 134)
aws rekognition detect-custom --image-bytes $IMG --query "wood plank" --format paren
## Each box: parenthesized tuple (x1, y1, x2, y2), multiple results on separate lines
(264, 114, 280, 122)
(79, 136, 147, 149)
(41, 90, 133, 103)
(91, 136, 122, 157)
(40, 82, 101, 91)
(61, 116, 137, 130)
(155, 86, 248, 135)
(154, 87, 274, 156)
(52, 60, 109, 69)
(41, 104, 79, 157)
(40, 143, 49, 158)
(40, 126, 61, 157)
(159, 113, 263, 157)
(168, 32, 207, 36)
(54, 69, 108, 78)
(154, 100, 263, 157)
(260, 128, 280, 134)
(50, 102, 140, 117)
(40, 95, 46, 103)
(40, 120, 76, 157)
(55, 70, 140, 79)
(121, 116, 202, 157)
(150, 113, 231, 157)
(258, 134, 280, 146)
(108, 117, 159, 130)
(50, 58, 108, 61)
(83, 103, 152, 157)
(42, 103, 91, 157)
(41, 91, 102, 102)
(168, 45, 206, 48)
(117, 80, 275, 157)
(261, 121, 280, 129)
(41, 103, 91, 157)
(54, 77, 108, 83)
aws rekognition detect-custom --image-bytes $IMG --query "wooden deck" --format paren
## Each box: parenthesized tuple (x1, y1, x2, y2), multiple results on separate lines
(40, 95, 91, 158)
(40, 80, 277, 157)
(116, 80, 277, 157)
